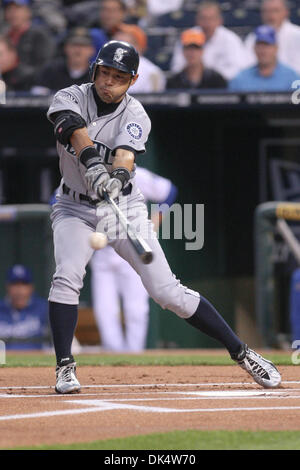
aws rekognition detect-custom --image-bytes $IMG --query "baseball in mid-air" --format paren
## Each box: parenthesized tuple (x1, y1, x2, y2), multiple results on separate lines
(89, 232, 108, 250)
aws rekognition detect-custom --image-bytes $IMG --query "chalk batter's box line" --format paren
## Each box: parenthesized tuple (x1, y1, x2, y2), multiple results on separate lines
(1, 391, 300, 400)
(1, 385, 300, 422)
(1, 401, 300, 422)
(0, 382, 299, 400)
(0, 380, 299, 391)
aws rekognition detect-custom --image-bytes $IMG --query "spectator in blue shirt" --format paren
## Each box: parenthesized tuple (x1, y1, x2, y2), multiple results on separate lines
(0, 265, 50, 350)
(229, 25, 300, 92)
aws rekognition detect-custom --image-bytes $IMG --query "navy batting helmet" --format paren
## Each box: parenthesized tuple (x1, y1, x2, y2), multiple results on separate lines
(90, 40, 139, 81)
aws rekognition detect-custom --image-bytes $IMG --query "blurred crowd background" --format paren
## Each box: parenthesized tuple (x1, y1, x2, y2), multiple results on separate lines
(0, 0, 300, 94)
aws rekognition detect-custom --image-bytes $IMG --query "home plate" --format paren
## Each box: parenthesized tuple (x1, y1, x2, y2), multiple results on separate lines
(178, 390, 283, 397)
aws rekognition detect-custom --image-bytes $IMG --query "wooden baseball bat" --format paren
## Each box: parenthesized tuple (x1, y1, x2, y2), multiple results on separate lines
(102, 188, 154, 264)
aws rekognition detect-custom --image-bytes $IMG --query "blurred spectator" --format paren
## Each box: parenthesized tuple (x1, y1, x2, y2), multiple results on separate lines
(0, 265, 50, 350)
(1, 0, 56, 79)
(244, 0, 300, 75)
(126, 0, 148, 23)
(113, 23, 166, 92)
(0, 35, 34, 90)
(229, 25, 300, 92)
(170, 1, 247, 81)
(98, 0, 128, 36)
(167, 28, 227, 90)
(62, 1, 102, 30)
(147, 0, 183, 17)
(31, 0, 67, 35)
(0, 7, 4, 30)
(62, 0, 89, 4)
(89, 0, 128, 56)
(32, 27, 95, 94)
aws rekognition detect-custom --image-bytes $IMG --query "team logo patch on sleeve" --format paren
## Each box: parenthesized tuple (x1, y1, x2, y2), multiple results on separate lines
(59, 91, 79, 104)
(126, 122, 143, 140)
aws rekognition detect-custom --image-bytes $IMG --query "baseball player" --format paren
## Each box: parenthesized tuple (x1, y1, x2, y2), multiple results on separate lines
(90, 166, 178, 352)
(47, 40, 281, 393)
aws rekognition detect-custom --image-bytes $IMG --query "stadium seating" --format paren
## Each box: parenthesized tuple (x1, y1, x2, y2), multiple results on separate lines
(144, 27, 179, 71)
(155, 9, 196, 28)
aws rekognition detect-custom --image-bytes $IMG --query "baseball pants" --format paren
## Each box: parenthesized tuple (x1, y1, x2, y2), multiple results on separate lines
(48, 190, 200, 319)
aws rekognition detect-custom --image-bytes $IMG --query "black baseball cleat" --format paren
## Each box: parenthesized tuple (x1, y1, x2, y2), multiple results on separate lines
(231, 344, 282, 388)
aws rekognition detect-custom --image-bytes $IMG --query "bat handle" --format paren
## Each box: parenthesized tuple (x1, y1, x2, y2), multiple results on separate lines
(102, 188, 110, 203)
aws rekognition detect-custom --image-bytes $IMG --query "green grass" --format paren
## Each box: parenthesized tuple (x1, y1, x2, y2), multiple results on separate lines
(11, 430, 300, 450)
(0, 351, 295, 368)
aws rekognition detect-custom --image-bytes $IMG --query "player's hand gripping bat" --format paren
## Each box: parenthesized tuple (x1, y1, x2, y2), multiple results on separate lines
(102, 188, 154, 265)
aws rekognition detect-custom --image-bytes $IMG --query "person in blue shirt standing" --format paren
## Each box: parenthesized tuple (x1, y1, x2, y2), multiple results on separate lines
(229, 25, 300, 92)
(0, 265, 50, 350)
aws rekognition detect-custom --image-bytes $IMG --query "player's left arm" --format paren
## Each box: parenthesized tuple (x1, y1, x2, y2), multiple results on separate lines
(107, 107, 151, 200)
(103, 147, 135, 200)
(112, 148, 135, 172)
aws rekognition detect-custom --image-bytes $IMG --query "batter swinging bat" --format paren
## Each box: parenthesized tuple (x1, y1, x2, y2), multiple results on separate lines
(102, 188, 154, 264)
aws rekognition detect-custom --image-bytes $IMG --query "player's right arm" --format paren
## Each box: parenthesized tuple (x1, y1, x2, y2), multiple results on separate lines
(47, 87, 110, 198)
(69, 127, 93, 154)
(50, 110, 110, 197)
(50, 110, 131, 200)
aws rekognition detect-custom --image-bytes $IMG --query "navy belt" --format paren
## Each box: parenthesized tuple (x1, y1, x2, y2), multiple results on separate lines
(62, 183, 100, 205)
(62, 182, 132, 206)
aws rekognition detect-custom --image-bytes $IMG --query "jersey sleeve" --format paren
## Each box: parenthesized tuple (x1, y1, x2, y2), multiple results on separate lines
(47, 85, 84, 122)
(113, 102, 151, 155)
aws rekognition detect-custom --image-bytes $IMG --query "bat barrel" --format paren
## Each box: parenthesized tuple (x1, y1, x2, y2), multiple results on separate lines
(141, 251, 153, 265)
(102, 189, 154, 265)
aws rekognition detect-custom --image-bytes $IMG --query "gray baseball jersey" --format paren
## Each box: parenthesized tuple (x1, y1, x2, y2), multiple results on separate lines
(48, 83, 200, 319)
(47, 83, 151, 197)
